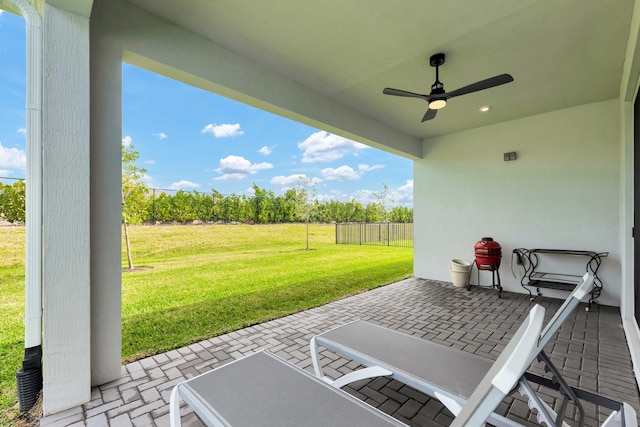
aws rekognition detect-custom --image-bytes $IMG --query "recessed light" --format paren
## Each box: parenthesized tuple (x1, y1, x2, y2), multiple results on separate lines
(479, 105, 491, 112)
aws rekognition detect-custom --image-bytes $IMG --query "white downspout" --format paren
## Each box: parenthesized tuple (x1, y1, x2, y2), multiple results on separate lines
(1, 0, 43, 411)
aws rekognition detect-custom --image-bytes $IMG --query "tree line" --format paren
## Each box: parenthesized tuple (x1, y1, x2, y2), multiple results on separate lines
(138, 186, 413, 225)
(0, 180, 25, 223)
(0, 179, 412, 227)
(0, 142, 413, 225)
(0, 177, 413, 225)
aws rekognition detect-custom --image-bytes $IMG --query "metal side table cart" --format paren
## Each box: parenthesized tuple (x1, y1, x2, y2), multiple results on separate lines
(513, 248, 608, 311)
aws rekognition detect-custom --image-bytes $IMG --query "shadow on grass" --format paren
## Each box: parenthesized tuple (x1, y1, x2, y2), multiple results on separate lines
(122, 266, 153, 273)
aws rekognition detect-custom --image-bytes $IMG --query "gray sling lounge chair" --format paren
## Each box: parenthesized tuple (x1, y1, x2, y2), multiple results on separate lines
(169, 304, 546, 427)
(310, 272, 637, 427)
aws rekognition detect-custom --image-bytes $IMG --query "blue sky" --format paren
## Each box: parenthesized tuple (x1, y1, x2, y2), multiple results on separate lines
(0, 10, 413, 206)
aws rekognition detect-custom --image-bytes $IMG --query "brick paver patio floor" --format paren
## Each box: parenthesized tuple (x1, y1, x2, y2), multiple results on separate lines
(39, 278, 639, 426)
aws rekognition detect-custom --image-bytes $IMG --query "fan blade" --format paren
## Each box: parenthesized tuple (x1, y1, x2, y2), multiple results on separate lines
(383, 88, 429, 101)
(421, 108, 437, 122)
(446, 74, 513, 99)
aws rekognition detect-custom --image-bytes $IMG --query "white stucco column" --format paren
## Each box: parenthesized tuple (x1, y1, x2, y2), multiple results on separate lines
(90, 2, 123, 386)
(42, 3, 91, 414)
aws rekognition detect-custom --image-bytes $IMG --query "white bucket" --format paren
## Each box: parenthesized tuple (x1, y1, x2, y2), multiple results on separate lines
(451, 259, 472, 272)
(450, 259, 471, 287)
(450, 268, 470, 287)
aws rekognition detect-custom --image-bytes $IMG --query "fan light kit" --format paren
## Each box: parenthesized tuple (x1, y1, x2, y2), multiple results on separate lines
(429, 98, 447, 110)
(383, 53, 513, 122)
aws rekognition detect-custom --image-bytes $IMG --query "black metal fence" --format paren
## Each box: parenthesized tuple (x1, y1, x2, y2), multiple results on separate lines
(335, 223, 413, 248)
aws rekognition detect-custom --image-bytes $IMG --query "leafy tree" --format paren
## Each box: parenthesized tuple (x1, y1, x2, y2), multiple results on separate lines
(0, 180, 26, 223)
(171, 190, 197, 223)
(343, 199, 365, 222)
(268, 195, 285, 223)
(295, 177, 317, 250)
(193, 191, 215, 223)
(250, 184, 267, 223)
(149, 192, 174, 222)
(219, 193, 242, 223)
(389, 206, 413, 223)
(282, 189, 299, 222)
(122, 140, 148, 270)
(211, 189, 223, 222)
(365, 202, 382, 223)
(373, 183, 395, 222)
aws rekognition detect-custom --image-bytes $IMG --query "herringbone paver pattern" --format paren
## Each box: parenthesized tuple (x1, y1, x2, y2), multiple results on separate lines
(39, 278, 640, 426)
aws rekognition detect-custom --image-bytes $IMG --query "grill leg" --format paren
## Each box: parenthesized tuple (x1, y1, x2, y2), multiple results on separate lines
(494, 262, 502, 298)
(476, 264, 502, 299)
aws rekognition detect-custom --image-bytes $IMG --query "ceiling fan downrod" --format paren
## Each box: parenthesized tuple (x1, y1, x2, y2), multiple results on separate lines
(428, 53, 446, 109)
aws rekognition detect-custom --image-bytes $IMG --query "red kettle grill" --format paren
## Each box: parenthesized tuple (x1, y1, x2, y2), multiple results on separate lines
(474, 237, 502, 271)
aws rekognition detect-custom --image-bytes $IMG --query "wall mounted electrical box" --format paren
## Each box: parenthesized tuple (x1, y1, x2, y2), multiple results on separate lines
(503, 152, 517, 161)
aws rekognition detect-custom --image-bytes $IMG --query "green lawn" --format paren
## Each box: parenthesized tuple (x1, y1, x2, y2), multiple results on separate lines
(0, 226, 27, 424)
(1, 223, 413, 422)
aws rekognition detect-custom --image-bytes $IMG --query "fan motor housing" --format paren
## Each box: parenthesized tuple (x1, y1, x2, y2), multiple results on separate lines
(430, 53, 445, 67)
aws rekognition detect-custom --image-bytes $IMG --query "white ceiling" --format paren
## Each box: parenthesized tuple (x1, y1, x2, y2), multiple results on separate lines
(126, 0, 633, 140)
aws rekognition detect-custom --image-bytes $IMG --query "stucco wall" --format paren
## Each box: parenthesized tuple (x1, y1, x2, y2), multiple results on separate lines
(414, 99, 621, 306)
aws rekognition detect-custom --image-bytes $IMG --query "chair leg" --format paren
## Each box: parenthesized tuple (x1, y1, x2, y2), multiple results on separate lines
(169, 385, 183, 427)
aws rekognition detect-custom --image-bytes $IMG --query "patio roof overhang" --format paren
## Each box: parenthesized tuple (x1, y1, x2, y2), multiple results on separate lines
(121, 0, 632, 146)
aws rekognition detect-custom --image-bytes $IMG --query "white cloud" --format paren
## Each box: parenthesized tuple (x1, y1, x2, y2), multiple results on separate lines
(140, 174, 154, 185)
(397, 179, 413, 193)
(289, 164, 381, 185)
(271, 174, 322, 190)
(214, 155, 272, 180)
(258, 146, 273, 156)
(0, 10, 4, 17)
(320, 165, 362, 181)
(350, 189, 376, 205)
(270, 174, 308, 187)
(167, 180, 200, 191)
(0, 169, 10, 177)
(0, 142, 26, 170)
(349, 181, 414, 206)
(298, 131, 367, 163)
(345, 181, 414, 206)
(122, 136, 132, 147)
(153, 132, 167, 140)
(390, 179, 413, 205)
(213, 173, 246, 181)
(202, 123, 243, 138)
(17, 128, 26, 134)
(358, 164, 384, 172)
(144, 160, 155, 164)
(330, 189, 348, 200)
